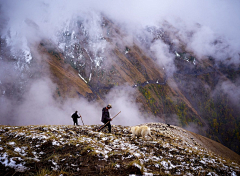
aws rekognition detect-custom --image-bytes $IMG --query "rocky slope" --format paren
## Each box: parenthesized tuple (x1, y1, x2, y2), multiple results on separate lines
(0, 123, 239, 175)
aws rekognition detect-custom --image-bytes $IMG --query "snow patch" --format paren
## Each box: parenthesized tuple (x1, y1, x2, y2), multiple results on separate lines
(78, 73, 88, 83)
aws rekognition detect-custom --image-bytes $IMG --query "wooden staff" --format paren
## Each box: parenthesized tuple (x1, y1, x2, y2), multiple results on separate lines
(79, 114, 84, 125)
(98, 111, 121, 132)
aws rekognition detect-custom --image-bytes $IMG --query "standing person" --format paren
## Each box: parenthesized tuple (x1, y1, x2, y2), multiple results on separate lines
(99, 104, 112, 133)
(71, 111, 81, 126)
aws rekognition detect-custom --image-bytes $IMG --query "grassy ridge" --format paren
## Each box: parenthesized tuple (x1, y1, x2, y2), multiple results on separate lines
(0, 124, 239, 175)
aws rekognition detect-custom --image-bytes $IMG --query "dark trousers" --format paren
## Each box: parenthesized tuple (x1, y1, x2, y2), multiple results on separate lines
(99, 122, 111, 133)
(73, 119, 78, 126)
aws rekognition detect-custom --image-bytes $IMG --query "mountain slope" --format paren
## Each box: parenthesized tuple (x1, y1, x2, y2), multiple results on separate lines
(0, 123, 239, 175)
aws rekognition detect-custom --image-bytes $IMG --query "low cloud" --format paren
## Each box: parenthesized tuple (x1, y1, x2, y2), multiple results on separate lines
(104, 85, 158, 126)
(9, 78, 155, 126)
(150, 40, 176, 76)
(11, 77, 100, 126)
(212, 79, 240, 108)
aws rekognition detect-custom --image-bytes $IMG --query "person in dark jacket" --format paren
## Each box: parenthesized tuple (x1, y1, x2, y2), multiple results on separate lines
(71, 111, 81, 126)
(99, 104, 112, 133)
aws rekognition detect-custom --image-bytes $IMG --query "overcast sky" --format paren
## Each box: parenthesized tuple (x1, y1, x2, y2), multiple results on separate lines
(1, 1, 239, 40)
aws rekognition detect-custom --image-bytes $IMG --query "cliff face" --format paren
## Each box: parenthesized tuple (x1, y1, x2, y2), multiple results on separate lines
(0, 123, 239, 175)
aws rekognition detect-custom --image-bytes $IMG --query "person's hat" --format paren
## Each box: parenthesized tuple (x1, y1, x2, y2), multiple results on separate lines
(107, 104, 112, 108)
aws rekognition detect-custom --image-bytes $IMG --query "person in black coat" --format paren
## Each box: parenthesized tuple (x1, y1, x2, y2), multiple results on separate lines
(71, 111, 81, 126)
(99, 104, 112, 133)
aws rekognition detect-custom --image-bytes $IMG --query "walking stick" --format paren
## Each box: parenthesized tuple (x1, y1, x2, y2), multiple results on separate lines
(98, 111, 121, 132)
(79, 114, 85, 125)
